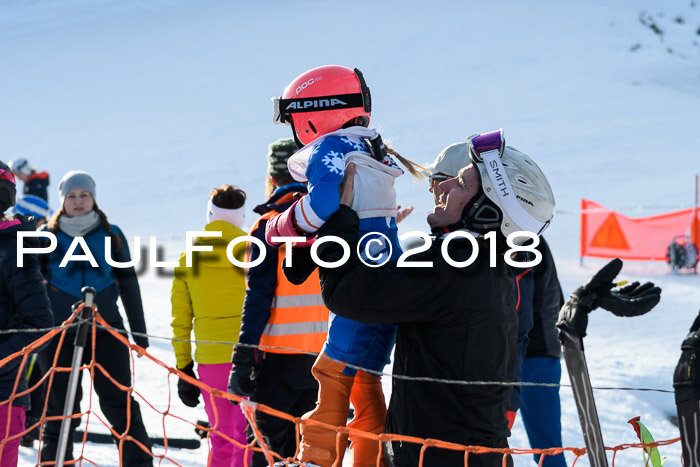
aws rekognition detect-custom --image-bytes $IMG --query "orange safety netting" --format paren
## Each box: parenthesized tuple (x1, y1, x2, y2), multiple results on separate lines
(580, 198, 700, 261)
(0, 304, 682, 466)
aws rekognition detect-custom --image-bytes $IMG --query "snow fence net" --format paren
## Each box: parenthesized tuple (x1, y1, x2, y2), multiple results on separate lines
(0, 302, 682, 466)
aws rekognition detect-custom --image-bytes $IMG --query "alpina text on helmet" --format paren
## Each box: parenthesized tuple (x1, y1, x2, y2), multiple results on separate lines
(285, 98, 348, 111)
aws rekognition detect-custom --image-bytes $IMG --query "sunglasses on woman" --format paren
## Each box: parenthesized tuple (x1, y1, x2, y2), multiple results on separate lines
(429, 173, 449, 188)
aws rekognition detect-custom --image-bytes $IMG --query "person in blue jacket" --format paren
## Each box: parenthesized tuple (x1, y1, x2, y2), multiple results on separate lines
(520, 238, 567, 467)
(38, 170, 153, 466)
(0, 160, 53, 465)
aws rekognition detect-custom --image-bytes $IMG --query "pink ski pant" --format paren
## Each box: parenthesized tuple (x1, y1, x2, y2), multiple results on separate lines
(198, 363, 250, 467)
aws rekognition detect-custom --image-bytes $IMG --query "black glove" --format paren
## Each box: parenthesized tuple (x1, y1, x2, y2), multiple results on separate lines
(598, 281, 661, 317)
(177, 362, 200, 408)
(674, 310, 700, 403)
(283, 246, 318, 285)
(194, 420, 211, 439)
(557, 258, 662, 338)
(227, 344, 260, 404)
(133, 333, 150, 349)
(557, 258, 623, 338)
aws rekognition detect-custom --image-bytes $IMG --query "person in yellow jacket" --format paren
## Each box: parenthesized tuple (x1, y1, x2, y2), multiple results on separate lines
(171, 184, 249, 467)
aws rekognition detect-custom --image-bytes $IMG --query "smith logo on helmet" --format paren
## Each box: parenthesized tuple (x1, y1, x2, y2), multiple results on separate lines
(516, 195, 535, 207)
(488, 161, 510, 197)
(285, 98, 348, 111)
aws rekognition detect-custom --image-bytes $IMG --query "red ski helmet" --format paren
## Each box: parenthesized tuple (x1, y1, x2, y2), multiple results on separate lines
(273, 65, 371, 146)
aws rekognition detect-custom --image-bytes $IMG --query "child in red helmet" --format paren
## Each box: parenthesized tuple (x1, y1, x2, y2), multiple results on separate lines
(256, 65, 424, 467)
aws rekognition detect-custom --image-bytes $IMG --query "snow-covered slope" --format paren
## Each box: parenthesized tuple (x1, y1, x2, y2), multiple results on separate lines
(1, 0, 699, 465)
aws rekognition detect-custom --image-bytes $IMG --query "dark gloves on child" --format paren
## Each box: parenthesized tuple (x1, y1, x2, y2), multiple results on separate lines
(557, 258, 661, 338)
(227, 345, 260, 403)
(177, 362, 200, 408)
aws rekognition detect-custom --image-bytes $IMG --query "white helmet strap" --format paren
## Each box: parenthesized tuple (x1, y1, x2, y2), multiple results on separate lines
(481, 149, 547, 235)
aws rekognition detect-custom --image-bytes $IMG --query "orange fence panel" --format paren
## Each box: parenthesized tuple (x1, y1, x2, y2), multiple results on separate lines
(580, 199, 700, 261)
(0, 309, 683, 466)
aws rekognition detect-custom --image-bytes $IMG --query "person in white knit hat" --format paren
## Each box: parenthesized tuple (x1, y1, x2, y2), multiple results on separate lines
(171, 184, 251, 467)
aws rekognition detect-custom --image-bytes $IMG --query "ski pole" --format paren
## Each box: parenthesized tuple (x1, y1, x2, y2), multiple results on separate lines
(56, 286, 96, 467)
(560, 327, 609, 467)
(558, 258, 660, 467)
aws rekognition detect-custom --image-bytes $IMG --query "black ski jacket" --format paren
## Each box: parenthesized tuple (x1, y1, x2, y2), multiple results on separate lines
(525, 238, 563, 359)
(0, 217, 53, 407)
(317, 206, 517, 466)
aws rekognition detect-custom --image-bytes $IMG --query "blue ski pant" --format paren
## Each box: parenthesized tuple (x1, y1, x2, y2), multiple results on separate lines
(520, 356, 567, 467)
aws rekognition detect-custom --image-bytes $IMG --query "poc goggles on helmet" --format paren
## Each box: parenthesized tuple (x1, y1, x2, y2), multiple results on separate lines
(272, 68, 372, 126)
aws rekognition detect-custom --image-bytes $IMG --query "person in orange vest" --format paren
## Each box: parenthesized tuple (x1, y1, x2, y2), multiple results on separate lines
(227, 138, 330, 467)
(8, 158, 50, 203)
(171, 184, 249, 467)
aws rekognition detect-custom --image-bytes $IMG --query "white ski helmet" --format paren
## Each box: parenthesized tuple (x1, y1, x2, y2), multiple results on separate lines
(467, 130, 555, 243)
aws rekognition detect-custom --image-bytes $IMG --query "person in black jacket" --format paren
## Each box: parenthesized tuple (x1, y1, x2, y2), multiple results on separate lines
(427, 142, 566, 464)
(38, 170, 153, 466)
(0, 160, 53, 464)
(427, 141, 536, 429)
(674, 309, 700, 466)
(228, 139, 326, 466)
(314, 131, 556, 466)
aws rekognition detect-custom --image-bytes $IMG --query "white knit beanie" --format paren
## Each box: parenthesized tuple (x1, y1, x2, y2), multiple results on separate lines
(206, 198, 245, 228)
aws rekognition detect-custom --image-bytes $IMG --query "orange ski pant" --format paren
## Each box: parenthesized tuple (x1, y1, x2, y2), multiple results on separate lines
(297, 353, 387, 467)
